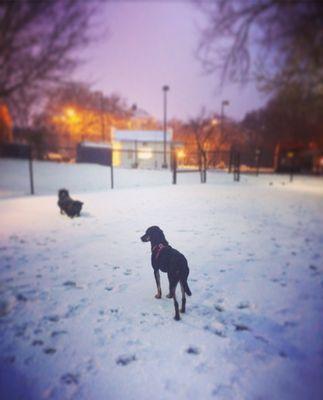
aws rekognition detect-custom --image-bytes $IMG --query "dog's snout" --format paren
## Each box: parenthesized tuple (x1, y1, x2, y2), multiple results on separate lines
(141, 234, 150, 242)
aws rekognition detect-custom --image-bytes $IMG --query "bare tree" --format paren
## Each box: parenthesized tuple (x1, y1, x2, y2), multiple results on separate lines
(0, 0, 100, 123)
(195, 0, 323, 94)
(185, 109, 220, 172)
(187, 109, 234, 152)
(31, 81, 134, 151)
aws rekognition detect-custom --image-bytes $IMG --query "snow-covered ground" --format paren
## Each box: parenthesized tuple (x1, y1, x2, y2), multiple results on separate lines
(0, 159, 323, 400)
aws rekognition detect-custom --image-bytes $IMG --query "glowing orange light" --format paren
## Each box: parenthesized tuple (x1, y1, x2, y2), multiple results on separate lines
(64, 107, 80, 125)
(66, 107, 76, 117)
(177, 149, 185, 159)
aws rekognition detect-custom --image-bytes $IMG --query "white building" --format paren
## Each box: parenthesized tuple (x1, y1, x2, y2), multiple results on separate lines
(111, 129, 177, 169)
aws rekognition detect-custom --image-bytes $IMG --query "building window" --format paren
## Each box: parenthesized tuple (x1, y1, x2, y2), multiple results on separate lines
(138, 147, 152, 160)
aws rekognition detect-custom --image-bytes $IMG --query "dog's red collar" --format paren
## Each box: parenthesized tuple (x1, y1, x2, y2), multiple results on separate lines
(152, 243, 166, 259)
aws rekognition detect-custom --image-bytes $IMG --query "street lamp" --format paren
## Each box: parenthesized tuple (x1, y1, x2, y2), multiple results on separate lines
(100, 92, 105, 142)
(221, 100, 229, 137)
(95, 91, 105, 142)
(211, 118, 218, 127)
(65, 107, 77, 119)
(162, 85, 170, 168)
(63, 107, 80, 126)
(219, 100, 231, 172)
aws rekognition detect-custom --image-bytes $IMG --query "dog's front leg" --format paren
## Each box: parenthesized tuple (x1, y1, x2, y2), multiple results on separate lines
(154, 270, 162, 299)
(166, 272, 173, 298)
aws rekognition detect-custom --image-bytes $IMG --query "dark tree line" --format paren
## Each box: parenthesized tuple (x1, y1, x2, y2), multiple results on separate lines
(242, 83, 323, 150)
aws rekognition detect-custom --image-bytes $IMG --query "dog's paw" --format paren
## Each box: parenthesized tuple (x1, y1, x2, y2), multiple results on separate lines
(155, 293, 162, 299)
(174, 315, 181, 321)
(166, 293, 173, 299)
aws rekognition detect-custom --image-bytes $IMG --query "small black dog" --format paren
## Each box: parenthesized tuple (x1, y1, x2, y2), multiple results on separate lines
(57, 189, 83, 218)
(141, 226, 191, 320)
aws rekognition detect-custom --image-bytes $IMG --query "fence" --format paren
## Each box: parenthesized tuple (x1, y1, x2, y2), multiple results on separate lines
(0, 144, 265, 196)
(76, 143, 114, 188)
(171, 149, 243, 184)
(171, 149, 207, 184)
(0, 142, 34, 194)
(2, 141, 321, 197)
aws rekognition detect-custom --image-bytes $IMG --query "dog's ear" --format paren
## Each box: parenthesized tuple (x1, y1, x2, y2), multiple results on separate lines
(149, 226, 168, 245)
(157, 228, 167, 244)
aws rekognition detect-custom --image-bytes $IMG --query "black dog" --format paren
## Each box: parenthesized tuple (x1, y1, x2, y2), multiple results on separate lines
(141, 226, 191, 320)
(57, 189, 83, 218)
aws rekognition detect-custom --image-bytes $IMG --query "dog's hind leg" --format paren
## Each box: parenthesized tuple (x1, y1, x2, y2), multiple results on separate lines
(171, 280, 180, 320)
(180, 282, 186, 313)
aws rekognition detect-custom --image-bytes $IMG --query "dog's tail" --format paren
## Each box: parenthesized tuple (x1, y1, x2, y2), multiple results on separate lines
(182, 279, 192, 296)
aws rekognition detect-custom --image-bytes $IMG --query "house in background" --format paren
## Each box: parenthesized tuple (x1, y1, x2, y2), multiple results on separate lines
(111, 129, 178, 169)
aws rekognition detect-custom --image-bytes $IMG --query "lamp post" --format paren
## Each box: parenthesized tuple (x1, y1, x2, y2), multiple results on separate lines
(221, 100, 229, 138)
(220, 100, 230, 171)
(162, 85, 169, 168)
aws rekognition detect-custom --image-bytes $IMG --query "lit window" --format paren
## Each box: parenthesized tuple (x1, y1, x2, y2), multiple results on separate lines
(138, 147, 152, 160)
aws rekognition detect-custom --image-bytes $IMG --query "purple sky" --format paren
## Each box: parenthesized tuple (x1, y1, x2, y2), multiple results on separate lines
(73, 1, 267, 122)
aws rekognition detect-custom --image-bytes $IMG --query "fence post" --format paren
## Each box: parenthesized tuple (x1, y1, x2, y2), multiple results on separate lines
(110, 164, 114, 189)
(233, 151, 240, 182)
(133, 140, 138, 168)
(202, 153, 207, 183)
(289, 153, 294, 182)
(172, 149, 177, 185)
(285, 151, 295, 182)
(197, 150, 202, 183)
(110, 148, 114, 189)
(28, 145, 34, 195)
(228, 147, 233, 173)
(255, 148, 261, 176)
